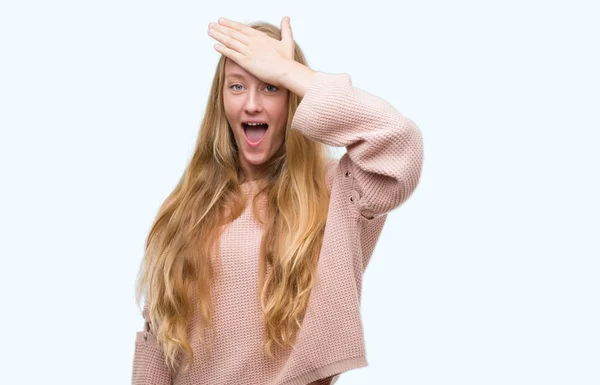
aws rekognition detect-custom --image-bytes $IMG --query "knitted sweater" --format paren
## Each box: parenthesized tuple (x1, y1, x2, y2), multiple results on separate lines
(132, 71, 424, 385)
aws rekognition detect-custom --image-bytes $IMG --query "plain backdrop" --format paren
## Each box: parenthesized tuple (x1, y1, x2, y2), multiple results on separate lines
(0, 1, 598, 384)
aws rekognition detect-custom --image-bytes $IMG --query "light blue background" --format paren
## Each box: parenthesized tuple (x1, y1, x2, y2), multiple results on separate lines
(1, 1, 598, 384)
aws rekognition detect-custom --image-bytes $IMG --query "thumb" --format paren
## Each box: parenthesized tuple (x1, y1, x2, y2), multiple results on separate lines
(280, 16, 294, 44)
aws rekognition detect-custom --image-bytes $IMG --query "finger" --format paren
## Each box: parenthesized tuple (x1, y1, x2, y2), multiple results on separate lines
(213, 43, 244, 63)
(280, 16, 295, 58)
(217, 17, 258, 37)
(281, 16, 293, 43)
(209, 23, 250, 45)
(208, 28, 248, 55)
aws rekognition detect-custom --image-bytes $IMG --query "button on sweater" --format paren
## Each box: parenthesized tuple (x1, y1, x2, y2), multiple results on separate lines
(132, 70, 424, 385)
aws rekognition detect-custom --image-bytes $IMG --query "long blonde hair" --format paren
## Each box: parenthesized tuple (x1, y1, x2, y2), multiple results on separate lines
(135, 20, 333, 373)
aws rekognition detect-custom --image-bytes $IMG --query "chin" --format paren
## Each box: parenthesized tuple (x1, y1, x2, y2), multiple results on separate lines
(241, 149, 270, 165)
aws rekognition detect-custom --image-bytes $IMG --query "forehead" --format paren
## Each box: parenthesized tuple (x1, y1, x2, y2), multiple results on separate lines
(224, 59, 256, 80)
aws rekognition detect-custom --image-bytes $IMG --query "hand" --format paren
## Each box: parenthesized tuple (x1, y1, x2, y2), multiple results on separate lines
(207, 17, 295, 87)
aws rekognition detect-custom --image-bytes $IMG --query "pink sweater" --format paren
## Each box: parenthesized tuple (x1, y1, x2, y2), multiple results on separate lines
(132, 71, 424, 385)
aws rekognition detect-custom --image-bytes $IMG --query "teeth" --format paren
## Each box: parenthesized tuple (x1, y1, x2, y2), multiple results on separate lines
(244, 122, 267, 126)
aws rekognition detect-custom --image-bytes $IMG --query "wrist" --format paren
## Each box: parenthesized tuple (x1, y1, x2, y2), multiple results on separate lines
(279, 60, 318, 98)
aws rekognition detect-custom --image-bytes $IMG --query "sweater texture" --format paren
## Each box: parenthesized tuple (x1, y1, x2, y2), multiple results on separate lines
(132, 70, 424, 385)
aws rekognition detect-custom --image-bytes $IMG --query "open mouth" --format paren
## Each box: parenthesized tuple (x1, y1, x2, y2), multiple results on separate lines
(242, 122, 269, 144)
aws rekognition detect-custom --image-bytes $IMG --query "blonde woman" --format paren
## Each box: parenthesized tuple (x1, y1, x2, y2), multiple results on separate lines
(132, 16, 424, 385)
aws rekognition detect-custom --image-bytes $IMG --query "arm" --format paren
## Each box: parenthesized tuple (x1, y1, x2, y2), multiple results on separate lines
(132, 298, 173, 385)
(287, 68, 424, 219)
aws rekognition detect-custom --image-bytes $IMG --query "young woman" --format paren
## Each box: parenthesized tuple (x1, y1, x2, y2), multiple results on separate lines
(132, 16, 424, 385)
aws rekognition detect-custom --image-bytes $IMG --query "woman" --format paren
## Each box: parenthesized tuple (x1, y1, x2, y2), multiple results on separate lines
(132, 16, 424, 385)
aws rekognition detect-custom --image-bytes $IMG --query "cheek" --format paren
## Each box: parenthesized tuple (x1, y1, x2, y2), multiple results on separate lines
(266, 98, 289, 123)
(222, 94, 233, 113)
(223, 99, 241, 126)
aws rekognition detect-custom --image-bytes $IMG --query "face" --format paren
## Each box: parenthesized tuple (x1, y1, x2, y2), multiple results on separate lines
(222, 59, 289, 181)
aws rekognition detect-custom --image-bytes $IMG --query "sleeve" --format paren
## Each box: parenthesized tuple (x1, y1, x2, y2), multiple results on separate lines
(290, 71, 424, 219)
(131, 299, 173, 385)
(324, 157, 340, 194)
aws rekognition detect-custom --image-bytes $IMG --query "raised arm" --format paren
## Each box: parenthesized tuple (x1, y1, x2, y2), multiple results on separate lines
(289, 70, 424, 219)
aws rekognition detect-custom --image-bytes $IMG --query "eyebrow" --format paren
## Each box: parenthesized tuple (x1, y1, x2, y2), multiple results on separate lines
(224, 73, 276, 87)
(225, 73, 247, 80)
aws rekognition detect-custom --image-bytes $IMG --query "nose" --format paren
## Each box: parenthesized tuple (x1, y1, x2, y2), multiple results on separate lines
(243, 90, 263, 113)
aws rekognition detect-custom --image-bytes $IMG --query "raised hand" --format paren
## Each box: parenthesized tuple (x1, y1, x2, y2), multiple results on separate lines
(207, 17, 295, 87)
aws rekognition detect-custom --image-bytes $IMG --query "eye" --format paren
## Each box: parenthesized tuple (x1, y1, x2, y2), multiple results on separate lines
(228, 84, 278, 93)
